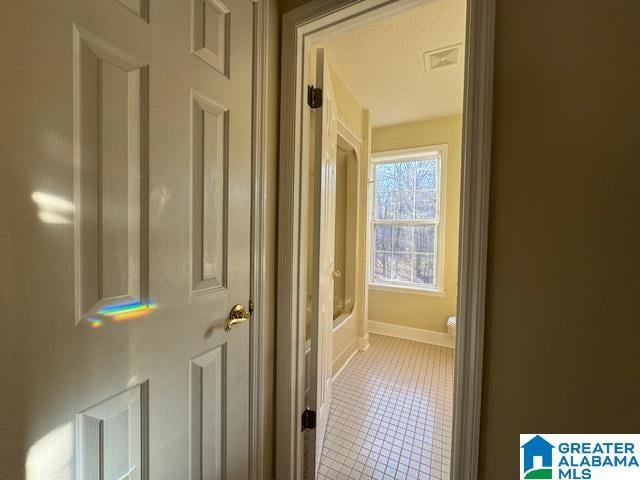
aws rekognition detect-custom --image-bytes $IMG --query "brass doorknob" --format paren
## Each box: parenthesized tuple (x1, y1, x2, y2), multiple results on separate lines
(225, 304, 251, 331)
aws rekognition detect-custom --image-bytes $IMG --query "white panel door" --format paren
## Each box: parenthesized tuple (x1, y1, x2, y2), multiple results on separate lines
(1, 0, 254, 478)
(307, 48, 338, 478)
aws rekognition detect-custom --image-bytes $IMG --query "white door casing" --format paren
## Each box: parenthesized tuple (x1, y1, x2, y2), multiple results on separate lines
(4, 0, 257, 478)
(276, 0, 495, 479)
(307, 48, 338, 478)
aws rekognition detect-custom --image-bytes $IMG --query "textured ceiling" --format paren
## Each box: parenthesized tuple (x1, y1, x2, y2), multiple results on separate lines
(325, 0, 466, 128)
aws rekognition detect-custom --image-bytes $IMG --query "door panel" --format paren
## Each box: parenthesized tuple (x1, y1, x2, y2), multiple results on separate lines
(192, 0, 231, 76)
(191, 91, 229, 294)
(77, 382, 148, 479)
(73, 24, 149, 323)
(190, 346, 225, 479)
(308, 48, 338, 478)
(4, 0, 254, 478)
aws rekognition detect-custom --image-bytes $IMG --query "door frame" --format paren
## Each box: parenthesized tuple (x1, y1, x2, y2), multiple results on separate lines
(250, 0, 272, 478)
(276, 0, 495, 478)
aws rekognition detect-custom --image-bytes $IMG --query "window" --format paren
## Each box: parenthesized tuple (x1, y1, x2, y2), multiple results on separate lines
(370, 147, 444, 292)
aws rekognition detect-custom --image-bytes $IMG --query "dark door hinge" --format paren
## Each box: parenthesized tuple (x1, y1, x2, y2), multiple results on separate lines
(301, 409, 316, 431)
(307, 85, 322, 109)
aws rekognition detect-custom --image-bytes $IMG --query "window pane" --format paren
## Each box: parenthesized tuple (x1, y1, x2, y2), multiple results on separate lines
(415, 159, 438, 189)
(375, 190, 394, 219)
(393, 253, 412, 282)
(415, 190, 437, 220)
(371, 154, 441, 289)
(393, 225, 413, 252)
(394, 161, 416, 191)
(414, 225, 435, 254)
(394, 191, 414, 219)
(414, 254, 435, 285)
(375, 163, 395, 192)
(374, 253, 392, 280)
(374, 224, 392, 251)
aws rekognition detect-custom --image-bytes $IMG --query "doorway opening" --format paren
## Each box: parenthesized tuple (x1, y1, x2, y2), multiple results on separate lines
(303, 2, 465, 475)
(276, 0, 494, 478)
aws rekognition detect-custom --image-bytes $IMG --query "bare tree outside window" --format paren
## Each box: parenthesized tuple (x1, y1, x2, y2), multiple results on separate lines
(371, 151, 442, 290)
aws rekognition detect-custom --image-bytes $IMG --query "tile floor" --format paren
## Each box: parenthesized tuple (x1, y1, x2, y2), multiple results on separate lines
(317, 334, 453, 480)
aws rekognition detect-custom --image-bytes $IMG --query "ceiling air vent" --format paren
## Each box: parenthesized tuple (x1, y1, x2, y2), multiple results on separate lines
(424, 44, 462, 71)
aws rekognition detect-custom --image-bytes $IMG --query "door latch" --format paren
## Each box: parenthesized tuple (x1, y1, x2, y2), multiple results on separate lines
(225, 304, 251, 331)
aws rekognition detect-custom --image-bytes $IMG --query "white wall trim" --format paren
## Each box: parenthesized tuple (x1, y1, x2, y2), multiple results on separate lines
(368, 283, 447, 297)
(357, 333, 370, 351)
(332, 345, 358, 383)
(337, 117, 362, 146)
(276, 0, 494, 479)
(368, 320, 454, 349)
(451, 1, 495, 480)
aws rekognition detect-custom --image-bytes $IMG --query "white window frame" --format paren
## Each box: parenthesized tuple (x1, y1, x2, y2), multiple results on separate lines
(368, 145, 447, 295)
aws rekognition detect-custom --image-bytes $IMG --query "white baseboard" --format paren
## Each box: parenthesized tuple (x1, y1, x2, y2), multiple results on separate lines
(332, 344, 358, 383)
(357, 334, 370, 351)
(368, 320, 454, 348)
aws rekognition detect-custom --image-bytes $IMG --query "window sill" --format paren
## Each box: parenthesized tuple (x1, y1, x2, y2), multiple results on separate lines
(368, 283, 446, 297)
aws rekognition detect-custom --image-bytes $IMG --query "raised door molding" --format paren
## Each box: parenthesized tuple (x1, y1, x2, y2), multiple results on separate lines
(190, 90, 230, 295)
(116, 0, 150, 21)
(190, 346, 226, 480)
(76, 382, 149, 480)
(191, 0, 231, 76)
(72, 25, 149, 326)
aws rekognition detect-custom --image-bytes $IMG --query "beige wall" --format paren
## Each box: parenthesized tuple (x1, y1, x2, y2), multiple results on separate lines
(278, 0, 640, 478)
(0, 2, 27, 477)
(330, 64, 364, 138)
(479, 1, 640, 477)
(369, 115, 462, 332)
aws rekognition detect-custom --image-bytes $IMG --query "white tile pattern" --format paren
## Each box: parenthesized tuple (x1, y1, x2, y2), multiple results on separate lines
(317, 334, 453, 480)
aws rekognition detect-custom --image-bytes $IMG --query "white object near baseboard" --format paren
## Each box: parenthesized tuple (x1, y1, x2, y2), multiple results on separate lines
(448, 316, 457, 337)
(368, 320, 455, 349)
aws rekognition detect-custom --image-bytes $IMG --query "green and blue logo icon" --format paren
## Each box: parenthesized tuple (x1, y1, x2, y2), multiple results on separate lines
(521, 435, 554, 479)
(521, 434, 640, 479)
